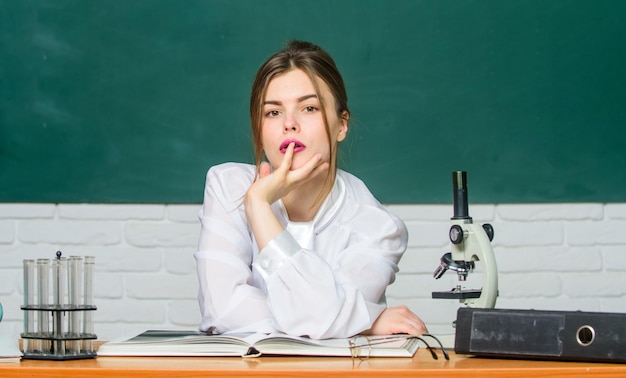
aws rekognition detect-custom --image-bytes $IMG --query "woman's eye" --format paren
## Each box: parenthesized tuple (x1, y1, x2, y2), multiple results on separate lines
(265, 110, 280, 117)
(303, 106, 318, 113)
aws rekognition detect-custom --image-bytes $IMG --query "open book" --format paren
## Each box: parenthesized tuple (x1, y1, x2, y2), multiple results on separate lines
(97, 330, 419, 358)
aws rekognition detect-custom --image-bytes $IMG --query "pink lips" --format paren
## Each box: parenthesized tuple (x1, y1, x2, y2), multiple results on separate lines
(279, 139, 306, 154)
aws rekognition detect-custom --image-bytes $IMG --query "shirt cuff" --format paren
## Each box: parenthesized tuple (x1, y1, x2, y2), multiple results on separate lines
(253, 231, 301, 281)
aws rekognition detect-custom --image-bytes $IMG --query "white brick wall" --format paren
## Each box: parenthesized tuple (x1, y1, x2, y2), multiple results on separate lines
(1, 203, 626, 341)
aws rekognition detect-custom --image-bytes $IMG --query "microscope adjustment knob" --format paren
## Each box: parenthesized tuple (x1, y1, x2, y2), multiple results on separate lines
(482, 223, 494, 241)
(449, 225, 464, 244)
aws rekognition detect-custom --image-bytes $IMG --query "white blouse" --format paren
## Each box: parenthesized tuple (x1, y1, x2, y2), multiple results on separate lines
(194, 163, 408, 339)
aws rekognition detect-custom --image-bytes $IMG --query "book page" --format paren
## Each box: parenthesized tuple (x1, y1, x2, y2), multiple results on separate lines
(255, 334, 418, 357)
(98, 330, 254, 356)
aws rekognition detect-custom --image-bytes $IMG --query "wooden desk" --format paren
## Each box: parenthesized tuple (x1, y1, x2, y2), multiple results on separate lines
(2, 350, 626, 377)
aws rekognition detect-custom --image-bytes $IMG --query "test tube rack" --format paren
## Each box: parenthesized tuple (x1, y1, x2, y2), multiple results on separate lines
(21, 252, 97, 360)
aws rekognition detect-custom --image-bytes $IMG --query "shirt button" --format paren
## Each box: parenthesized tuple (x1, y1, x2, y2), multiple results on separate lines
(261, 259, 270, 269)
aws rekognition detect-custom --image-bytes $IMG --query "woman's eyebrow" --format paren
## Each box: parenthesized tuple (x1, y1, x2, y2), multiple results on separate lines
(263, 94, 318, 106)
(297, 94, 318, 102)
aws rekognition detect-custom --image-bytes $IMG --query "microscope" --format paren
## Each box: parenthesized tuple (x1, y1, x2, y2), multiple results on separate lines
(432, 171, 498, 309)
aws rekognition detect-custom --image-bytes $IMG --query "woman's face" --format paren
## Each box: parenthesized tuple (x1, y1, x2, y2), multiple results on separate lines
(261, 69, 347, 171)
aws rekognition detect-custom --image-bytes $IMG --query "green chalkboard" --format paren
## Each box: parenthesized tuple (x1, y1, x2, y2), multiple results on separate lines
(1, 0, 625, 203)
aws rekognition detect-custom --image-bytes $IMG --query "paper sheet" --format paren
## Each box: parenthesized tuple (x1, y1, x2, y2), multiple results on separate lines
(0, 336, 22, 363)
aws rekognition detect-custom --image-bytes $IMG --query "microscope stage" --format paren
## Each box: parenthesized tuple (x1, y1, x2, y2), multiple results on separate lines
(432, 289, 482, 300)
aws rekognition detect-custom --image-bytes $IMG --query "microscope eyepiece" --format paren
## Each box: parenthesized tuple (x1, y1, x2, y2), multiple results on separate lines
(452, 171, 471, 220)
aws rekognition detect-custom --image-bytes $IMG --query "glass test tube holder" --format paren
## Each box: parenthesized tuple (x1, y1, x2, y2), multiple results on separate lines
(21, 254, 97, 360)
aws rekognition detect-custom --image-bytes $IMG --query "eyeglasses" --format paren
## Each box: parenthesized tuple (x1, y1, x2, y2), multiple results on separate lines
(348, 333, 449, 360)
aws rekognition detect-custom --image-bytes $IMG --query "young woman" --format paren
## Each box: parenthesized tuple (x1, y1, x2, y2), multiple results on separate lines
(195, 40, 427, 339)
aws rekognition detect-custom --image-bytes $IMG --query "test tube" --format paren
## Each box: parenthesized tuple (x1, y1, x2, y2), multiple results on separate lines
(82, 256, 95, 352)
(36, 258, 50, 354)
(23, 259, 36, 353)
(52, 256, 67, 356)
(68, 256, 83, 354)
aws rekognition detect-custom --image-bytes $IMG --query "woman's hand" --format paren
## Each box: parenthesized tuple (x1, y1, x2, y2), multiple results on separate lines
(364, 306, 428, 336)
(244, 143, 329, 250)
(247, 142, 329, 205)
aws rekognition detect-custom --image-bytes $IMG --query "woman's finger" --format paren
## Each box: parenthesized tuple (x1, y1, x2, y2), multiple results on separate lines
(278, 142, 295, 172)
(287, 153, 326, 183)
(259, 161, 271, 178)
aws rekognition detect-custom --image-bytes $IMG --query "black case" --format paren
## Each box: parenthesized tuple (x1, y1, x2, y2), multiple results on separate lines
(455, 307, 626, 363)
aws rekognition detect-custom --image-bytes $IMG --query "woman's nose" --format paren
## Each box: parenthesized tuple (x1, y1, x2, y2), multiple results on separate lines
(283, 113, 299, 132)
